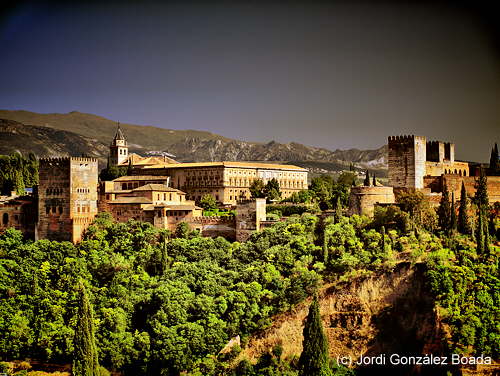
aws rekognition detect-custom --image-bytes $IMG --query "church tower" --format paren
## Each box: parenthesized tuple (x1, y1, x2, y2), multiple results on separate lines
(109, 123, 128, 166)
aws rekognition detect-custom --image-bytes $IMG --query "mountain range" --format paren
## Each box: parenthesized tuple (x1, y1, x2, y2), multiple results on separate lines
(0, 110, 387, 176)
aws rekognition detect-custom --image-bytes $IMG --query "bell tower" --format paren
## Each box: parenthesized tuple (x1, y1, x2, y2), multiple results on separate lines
(109, 123, 128, 166)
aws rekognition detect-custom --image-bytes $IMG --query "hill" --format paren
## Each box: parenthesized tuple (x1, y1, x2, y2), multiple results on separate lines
(0, 110, 387, 175)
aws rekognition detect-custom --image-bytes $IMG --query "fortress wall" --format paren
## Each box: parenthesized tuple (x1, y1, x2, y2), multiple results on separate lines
(348, 186, 395, 217)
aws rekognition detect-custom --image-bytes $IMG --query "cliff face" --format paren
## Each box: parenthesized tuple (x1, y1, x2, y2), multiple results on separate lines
(240, 263, 457, 375)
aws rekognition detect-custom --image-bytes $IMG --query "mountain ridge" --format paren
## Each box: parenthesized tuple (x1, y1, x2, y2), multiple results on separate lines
(0, 109, 387, 174)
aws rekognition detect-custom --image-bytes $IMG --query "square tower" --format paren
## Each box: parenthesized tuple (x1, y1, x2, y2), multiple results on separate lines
(388, 135, 426, 189)
(38, 157, 98, 242)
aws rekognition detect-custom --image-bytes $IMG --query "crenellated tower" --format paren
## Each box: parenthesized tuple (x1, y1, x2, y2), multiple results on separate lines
(109, 123, 128, 166)
(388, 135, 426, 189)
(37, 157, 98, 242)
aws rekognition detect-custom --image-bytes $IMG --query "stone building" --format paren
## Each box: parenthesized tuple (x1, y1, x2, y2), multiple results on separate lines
(388, 135, 471, 190)
(0, 193, 37, 238)
(138, 161, 308, 205)
(350, 135, 500, 217)
(99, 175, 202, 231)
(37, 157, 98, 243)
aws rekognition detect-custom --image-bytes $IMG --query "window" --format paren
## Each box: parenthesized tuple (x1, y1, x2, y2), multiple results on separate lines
(2, 213, 8, 225)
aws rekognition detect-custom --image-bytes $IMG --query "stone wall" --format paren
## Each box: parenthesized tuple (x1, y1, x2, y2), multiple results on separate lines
(348, 186, 395, 217)
(423, 175, 500, 204)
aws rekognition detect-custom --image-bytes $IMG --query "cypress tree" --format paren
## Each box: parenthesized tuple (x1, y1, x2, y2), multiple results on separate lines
(380, 226, 386, 253)
(364, 170, 370, 186)
(335, 196, 342, 223)
(458, 182, 470, 234)
(450, 192, 457, 232)
(298, 297, 331, 376)
(73, 283, 100, 376)
(489, 143, 499, 175)
(127, 158, 133, 175)
(372, 174, 376, 186)
(474, 170, 490, 256)
(438, 184, 451, 232)
(476, 210, 484, 255)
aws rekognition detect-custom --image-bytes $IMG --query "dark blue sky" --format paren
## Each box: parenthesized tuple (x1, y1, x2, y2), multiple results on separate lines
(1, 1, 499, 161)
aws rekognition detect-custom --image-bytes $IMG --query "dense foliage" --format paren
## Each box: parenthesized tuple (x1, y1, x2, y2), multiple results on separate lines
(0, 178, 498, 375)
(0, 153, 38, 195)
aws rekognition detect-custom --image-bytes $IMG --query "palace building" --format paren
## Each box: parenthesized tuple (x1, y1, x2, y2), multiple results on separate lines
(109, 125, 308, 205)
(139, 161, 308, 205)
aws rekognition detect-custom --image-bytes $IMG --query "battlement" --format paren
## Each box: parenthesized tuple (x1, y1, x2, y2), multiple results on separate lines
(191, 216, 235, 224)
(388, 135, 426, 144)
(39, 157, 98, 164)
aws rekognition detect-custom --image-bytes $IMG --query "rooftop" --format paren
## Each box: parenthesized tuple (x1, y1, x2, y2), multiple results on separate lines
(132, 184, 184, 193)
(113, 175, 170, 182)
(143, 161, 307, 171)
(107, 197, 152, 204)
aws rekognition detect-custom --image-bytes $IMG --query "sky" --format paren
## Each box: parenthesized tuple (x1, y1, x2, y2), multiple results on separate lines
(0, 0, 499, 161)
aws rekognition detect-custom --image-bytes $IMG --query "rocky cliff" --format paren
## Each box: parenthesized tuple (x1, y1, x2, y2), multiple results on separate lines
(239, 263, 498, 376)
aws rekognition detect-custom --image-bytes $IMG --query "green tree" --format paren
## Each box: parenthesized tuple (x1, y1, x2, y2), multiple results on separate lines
(450, 192, 457, 232)
(438, 184, 451, 232)
(73, 283, 100, 376)
(363, 170, 370, 186)
(489, 142, 499, 175)
(298, 297, 331, 376)
(265, 178, 281, 202)
(175, 221, 191, 239)
(334, 197, 342, 223)
(199, 194, 218, 210)
(474, 170, 490, 255)
(458, 182, 471, 234)
(250, 179, 266, 198)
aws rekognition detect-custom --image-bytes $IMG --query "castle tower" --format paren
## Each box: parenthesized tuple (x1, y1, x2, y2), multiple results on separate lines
(109, 123, 128, 166)
(388, 135, 426, 189)
(37, 157, 98, 242)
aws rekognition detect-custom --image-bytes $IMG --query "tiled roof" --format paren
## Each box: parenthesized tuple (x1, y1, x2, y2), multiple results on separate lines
(108, 197, 152, 204)
(132, 184, 184, 193)
(113, 175, 170, 182)
(143, 161, 308, 171)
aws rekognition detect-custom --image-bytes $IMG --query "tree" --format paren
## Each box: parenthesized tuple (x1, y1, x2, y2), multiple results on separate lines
(298, 297, 331, 376)
(265, 178, 281, 202)
(489, 143, 499, 175)
(380, 226, 386, 253)
(372, 174, 377, 186)
(438, 184, 451, 232)
(73, 283, 100, 376)
(450, 192, 457, 232)
(249, 179, 266, 198)
(175, 221, 191, 239)
(199, 194, 217, 210)
(334, 197, 342, 223)
(458, 182, 471, 234)
(127, 158, 133, 175)
(474, 170, 490, 255)
(363, 170, 370, 186)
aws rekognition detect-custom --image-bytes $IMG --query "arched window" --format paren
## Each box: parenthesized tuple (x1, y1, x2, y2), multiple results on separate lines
(464, 170, 467, 176)
(2, 213, 8, 225)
